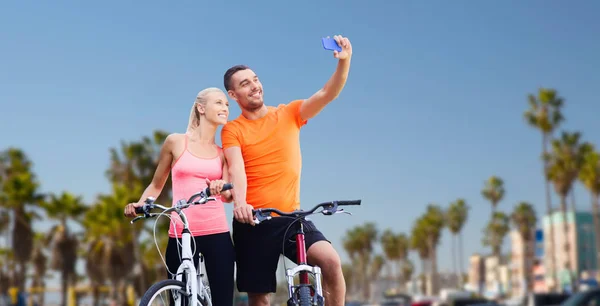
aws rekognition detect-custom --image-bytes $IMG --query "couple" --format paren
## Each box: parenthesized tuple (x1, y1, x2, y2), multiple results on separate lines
(124, 35, 353, 306)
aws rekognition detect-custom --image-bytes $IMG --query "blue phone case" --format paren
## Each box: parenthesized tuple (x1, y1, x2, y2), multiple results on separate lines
(321, 37, 342, 52)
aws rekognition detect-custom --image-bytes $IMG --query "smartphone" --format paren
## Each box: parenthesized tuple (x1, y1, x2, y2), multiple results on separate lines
(321, 37, 342, 52)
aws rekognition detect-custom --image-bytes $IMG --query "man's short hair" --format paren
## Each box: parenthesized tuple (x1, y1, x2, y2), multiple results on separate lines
(224, 65, 250, 91)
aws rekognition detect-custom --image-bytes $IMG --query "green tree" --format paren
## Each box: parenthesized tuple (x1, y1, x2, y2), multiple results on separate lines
(380, 229, 409, 288)
(482, 176, 505, 213)
(482, 211, 510, 291)
(510, 202, 538, 294)
(446, 198, 469, 286)
(0, 148, 43, 290)
(523, 87, 564, 287)
(41, 191, 87, 306)
(105, 131, 171, 293)
(413, 205, 445, 295)
(579, 146, 600, 267)
(83, 184, 137, 305)
(342, 222, 378, 300)
(545, 131, 591, 289)
(410, 220, 430, 293)
(30, 232, 48, 306)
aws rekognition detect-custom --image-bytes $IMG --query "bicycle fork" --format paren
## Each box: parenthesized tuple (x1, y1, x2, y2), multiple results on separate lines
(286, 222, 324, 306)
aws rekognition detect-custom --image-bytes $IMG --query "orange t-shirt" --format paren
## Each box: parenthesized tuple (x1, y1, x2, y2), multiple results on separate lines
(221, 100, 307, 213)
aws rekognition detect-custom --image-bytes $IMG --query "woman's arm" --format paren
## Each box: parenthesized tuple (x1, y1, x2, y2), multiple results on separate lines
(220, 150, 233, 203)
(135, 134, 176, 204)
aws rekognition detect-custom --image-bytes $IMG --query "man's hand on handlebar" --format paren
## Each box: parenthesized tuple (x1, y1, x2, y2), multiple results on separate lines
(234, 202, 255, 226)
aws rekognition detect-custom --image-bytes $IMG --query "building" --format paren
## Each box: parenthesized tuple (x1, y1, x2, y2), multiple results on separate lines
(542, 211, 598, 290)
(509, 230, 536, 297)
(468, 254, 486, 294)
(484, 255, 510, 298)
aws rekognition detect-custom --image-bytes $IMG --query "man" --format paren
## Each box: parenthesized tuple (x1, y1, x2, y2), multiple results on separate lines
(221, 35, 352, 306)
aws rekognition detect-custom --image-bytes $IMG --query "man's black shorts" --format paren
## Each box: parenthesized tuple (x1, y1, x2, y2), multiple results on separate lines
(232, 216, 329, 294)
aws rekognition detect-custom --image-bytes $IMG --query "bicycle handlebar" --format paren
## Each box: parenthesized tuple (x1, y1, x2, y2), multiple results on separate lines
(252, 199, 361, 224)
(130, 183, 233, 224)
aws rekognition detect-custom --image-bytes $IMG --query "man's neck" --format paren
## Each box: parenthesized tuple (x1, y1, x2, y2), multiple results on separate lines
(241, 105, 269, 120)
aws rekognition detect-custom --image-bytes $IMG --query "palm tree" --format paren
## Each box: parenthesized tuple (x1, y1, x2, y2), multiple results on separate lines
(482, 211, 510, 293)
(341, 263, 355, 300)
(510, 202, 538, 294)
(410, 221, 430, 294)
(401, 259, 414, 286)
(105, 131, 171, 293)
(446, 199, 469, 287)
(380, 229, 409, 288)
(342, 223, 378, 301)
(30, 232, 48, 306)
(545, 131, 591, 290)
(579, 146, 600, 267)
(369, 255, 385, 302)
(412, 205, 445, 295)
(0, 148, 43, 291)
(83, 184, 137, 305)
(41, 191, 87, 306)
(482, 176, 505, 213)
(524, 87, 564, 287)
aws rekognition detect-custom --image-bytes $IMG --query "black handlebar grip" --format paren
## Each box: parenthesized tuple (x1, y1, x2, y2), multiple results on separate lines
(337, 200, 361, 206)
(205, 183, 234, 197)
(134, 206, 145, 214)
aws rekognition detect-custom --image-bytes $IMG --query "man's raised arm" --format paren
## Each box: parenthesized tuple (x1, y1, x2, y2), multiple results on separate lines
(300, 35, 353, 121)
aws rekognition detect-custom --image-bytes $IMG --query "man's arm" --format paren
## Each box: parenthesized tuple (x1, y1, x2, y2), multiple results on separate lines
(224, 147, 247, 206)
(223, 146, 254, 224)
(300, 35, 353, 121)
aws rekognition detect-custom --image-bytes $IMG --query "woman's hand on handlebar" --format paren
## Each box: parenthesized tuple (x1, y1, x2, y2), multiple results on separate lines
(205, 178, 230, 197)
(124, 202, 143, 218)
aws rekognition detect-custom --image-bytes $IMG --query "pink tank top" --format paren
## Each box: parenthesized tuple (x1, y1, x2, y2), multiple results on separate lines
(168, 135, 230, 238)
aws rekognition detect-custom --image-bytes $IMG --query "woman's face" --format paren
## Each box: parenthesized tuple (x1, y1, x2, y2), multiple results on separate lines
(198, 91, 229, 125)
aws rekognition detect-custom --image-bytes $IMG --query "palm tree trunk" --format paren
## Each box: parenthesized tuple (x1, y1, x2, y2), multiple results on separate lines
(560, 194, 573, 292)
(591, 195, 600, 271)
(428, 239, 438, 295)
(458, 232, 464, 288)
(523, 238, 530, 296)
(543, 133, 558, 290)
(452, 234, 457, 287)
(61, 270, 68, 306)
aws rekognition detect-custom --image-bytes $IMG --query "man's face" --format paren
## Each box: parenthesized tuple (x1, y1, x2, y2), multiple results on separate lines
(227, 69, 264, 111)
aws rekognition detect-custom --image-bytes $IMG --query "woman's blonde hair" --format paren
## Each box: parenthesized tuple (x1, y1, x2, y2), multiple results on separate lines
(186, 87, 225, 133)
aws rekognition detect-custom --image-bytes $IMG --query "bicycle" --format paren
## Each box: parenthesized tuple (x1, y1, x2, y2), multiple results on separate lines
(252, 199, 361, 306)
(130, 183, 233, 306)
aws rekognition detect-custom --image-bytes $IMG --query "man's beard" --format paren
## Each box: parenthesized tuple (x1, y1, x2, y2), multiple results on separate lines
(243, 99, 264, 112)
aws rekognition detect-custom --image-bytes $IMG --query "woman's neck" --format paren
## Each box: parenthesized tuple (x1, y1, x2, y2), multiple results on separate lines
(189, 119, 217, 144)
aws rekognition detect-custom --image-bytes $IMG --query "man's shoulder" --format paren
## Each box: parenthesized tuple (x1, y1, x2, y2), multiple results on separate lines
(276, 99, 304, 110)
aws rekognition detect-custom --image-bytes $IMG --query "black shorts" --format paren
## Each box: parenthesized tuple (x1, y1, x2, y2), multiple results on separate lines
(232, 217, 329, 294)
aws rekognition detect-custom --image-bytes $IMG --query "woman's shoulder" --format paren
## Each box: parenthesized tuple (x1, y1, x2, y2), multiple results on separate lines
(163, 133, 187, 148)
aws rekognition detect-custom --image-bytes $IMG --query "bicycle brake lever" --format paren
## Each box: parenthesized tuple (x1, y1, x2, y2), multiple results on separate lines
(130, 216, 144, 224)
(335, 209, 352, 216)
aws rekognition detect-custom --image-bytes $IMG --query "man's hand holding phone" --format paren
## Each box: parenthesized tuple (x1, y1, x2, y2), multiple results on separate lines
(322, 35, 352, 60)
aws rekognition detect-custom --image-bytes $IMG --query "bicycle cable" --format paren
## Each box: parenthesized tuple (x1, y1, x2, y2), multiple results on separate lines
(151, 209, 198, 278)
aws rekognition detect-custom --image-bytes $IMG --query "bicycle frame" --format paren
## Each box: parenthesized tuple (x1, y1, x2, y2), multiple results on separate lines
(287, 220, 324, 304)
(172, 207, 211, 306)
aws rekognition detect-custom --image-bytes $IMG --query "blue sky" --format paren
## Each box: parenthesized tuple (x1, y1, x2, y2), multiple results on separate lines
(1, 0, 600, 289)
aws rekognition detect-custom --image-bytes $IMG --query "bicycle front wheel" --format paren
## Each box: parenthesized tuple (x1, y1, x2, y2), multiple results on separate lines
(139, 279, 209, 306)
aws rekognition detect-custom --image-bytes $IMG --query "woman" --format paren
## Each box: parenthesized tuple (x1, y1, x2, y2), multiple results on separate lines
(124, 87, 235, 306)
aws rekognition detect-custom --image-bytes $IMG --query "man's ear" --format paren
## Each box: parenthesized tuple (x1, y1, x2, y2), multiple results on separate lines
(227, 90, 236, 100)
